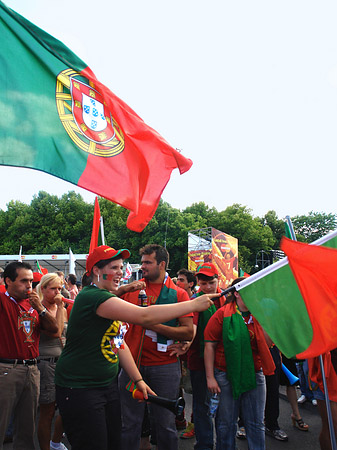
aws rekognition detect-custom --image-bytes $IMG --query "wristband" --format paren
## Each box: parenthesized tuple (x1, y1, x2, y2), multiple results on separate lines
(39, 308, 47, 317)
(134, 378, 143, 385)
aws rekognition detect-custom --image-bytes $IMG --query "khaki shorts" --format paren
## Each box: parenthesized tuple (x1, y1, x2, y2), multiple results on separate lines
(38, 359, 57, 404)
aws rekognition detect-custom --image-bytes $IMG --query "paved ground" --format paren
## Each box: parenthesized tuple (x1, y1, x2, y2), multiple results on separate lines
(177, 387, 322, 450)
(4, 386, 323, 449)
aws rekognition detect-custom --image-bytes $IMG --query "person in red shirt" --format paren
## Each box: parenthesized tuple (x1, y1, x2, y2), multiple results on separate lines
(66, 273, 78, 300)
(0, 268, 6, 293)
(169, 263, 224, 449)
(120, 245, 196, 450)
(0, 261, 58, 450)
(204, 277, 275, 450)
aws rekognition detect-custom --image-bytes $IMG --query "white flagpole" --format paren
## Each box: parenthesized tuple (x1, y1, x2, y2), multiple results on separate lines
(69, 248, 76, 275)
(100, 217, 105, 246)
(18, 246, 22, 262)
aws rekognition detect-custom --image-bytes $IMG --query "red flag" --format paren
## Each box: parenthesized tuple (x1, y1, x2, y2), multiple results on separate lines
(89, 197, 101, 253)
(281, 237, 337, 358)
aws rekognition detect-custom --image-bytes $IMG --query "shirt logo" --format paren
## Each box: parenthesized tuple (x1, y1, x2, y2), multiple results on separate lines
(101, 321, 128, 363)
(18, 312, 36, 343)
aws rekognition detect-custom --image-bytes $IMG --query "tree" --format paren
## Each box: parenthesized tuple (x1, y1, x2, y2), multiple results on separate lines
(291, 212, 337, 243)
(0, 191, 93, 254)
(0, 191, 334, 277)
(261, 210, 286, 248)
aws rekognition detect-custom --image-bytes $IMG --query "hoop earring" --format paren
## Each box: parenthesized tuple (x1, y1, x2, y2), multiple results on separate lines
(97, 274, 100, 283)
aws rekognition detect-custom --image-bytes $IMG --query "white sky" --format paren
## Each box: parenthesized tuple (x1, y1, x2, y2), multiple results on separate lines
(2, 0, 337, 220)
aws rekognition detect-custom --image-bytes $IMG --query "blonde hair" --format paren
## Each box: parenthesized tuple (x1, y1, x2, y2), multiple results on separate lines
(36, 273, 62, 301)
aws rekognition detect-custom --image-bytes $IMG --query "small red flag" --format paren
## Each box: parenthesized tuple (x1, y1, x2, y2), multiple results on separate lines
(89, 197, 101, 253)
(281, 237, 337, 358)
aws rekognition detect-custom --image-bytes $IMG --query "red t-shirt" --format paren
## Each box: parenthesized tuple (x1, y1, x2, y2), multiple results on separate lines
(187, 295, 223, 371)
(187, 311, 204, 371)
(0, 292, 40, 359)
(204, 307, 262, 372)
(141, 282, 192, 366)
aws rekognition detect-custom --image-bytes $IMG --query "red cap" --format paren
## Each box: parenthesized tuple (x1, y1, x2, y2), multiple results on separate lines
(33, 272, 43, 283)
(196, 263, 218, 277)
(86, 245, 131, 274)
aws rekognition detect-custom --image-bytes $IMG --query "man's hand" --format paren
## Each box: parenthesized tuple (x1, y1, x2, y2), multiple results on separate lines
(168, 341, 191, 357)
(28, 291, 44, 313)
(123, 280, 146, 293)
(114, 280, 146, 297)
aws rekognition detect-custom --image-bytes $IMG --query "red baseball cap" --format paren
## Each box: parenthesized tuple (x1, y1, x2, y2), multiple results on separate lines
(86, 245, 131, 274)
(196, 263, 218, 277)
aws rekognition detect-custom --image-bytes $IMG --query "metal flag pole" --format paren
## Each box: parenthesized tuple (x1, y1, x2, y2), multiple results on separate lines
(100, 216, 105, 246)
(286, 216, 337, 450)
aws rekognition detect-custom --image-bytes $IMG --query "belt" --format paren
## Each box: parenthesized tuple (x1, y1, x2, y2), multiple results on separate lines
(0, 358, 37, 365)
(38, 356, 59, 363)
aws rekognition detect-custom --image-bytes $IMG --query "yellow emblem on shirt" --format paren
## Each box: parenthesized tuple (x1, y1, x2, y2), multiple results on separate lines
(101, 320, 128, 364)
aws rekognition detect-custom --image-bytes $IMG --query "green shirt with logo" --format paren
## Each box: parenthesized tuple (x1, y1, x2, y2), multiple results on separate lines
(55, 285, 122, 388)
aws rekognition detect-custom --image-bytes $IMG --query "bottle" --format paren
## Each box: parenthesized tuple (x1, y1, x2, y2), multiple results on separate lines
(208, 393, 219, 418)
(138, 289, 148, 307)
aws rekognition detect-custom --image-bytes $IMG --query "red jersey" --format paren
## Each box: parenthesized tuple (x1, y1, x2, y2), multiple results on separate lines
(187, 294, 223, 371)
(141, 281, 191, 366)
(123, 277, 192, 367)
(204, 307, 262, 372)
(0, 292, 40, 359)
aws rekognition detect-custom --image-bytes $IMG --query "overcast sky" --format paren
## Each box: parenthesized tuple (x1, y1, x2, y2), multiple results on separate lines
(2, 0, 337, 220)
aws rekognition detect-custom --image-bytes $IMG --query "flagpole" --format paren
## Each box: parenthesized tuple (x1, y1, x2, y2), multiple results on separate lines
(319, 357, 337, 450)
(100, 216, 105, 246)
(18, 246, 22, 262)
(285, 215, 296, 240)
(286, 217, 337, 450)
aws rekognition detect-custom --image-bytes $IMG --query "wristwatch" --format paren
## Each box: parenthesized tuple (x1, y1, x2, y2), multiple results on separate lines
(39, 308, 47, 317)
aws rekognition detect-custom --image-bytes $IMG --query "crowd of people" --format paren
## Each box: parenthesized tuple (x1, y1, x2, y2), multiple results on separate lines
(0, 244, 336, 450)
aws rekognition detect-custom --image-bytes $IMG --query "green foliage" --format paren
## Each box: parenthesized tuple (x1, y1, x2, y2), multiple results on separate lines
(0, 192, 335, 276)
(0, 191, 93, 254)
(291, 211, 337, 243)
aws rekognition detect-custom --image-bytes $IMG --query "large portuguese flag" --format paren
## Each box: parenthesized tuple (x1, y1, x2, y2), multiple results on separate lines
(235, 230, 337, 359)
(0, 2, 192, 232)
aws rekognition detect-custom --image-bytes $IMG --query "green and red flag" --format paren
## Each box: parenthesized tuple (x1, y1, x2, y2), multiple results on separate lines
(36, 260, 48, 275)
(239, 268, 250, 277)
(281, 237, 337, 359)
(0, 2, 192, 232)
(234, 230, 337, 359)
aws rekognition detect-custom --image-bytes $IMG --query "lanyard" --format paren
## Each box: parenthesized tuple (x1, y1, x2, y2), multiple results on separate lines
(5, 291, 35, 314)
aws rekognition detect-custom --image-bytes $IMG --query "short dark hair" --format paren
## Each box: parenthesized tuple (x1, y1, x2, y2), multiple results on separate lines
(55, 271, 64, 278)
(195, 272, 218, 282)
(225, 277, 246, 304)
(139, 244, 169, 269)
(4, 261, 32, 288)
(68, 274, 77, 285)
(177, 269, 197, 289)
